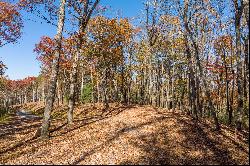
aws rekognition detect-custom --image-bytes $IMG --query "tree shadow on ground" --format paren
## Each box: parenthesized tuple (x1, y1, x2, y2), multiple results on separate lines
(50, 105, 136, 137)
(219, 132, 248, 153)
(0, 105, 134, 158)
(0, 115, 42, 156)
(158, 109, 242, 164)
(0, 134, 37, 155)
(72, 108, 246, 165)
(0, 115, 42, 138)
(71, 115, 172, 165)
(1, 106, 248, 165)
(130, 111, 243, 164)
(174, 116, 237, 165)
(121, 133, 173, 165)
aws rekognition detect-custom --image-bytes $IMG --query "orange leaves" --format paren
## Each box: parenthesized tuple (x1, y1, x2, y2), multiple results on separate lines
(34, 36, 73, 70)
(214, 35, 233, 51)
(86, 16, 133, 66)
(34, 36, 56, 67)
(171, 37, 186, 51)
(88, 16, 132, 46)
(0, 1, 23, 47)
(160, 15, 180, 26)
(213, 35, 235, 66)
(4, 76, 37, 92)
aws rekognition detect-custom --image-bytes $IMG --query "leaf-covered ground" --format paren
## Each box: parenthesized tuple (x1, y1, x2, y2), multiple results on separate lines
(0, 103, 249, 165)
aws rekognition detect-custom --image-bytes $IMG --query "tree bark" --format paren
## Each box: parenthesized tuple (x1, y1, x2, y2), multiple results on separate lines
(234, 0, 245, 131)
(67, 0, 100, 123)
(40, 0, 66, 139)
(184, 0, 220, 129)
(68, 52, 78, 124)
(103, 67, 109, 110)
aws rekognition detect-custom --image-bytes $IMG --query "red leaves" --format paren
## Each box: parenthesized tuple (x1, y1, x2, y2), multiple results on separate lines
(35, 36, 56, 67)
(214, 35, 233, 51)
(0, 1, 23, 47)
(4, 76, 37, 92)
(206, 63, 225, 73)
(34, 36, 73, 70)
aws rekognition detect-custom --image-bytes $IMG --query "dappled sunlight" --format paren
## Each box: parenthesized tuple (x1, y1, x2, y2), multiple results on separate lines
(0, 105, 248, 164)
(0, 0, 249, 165)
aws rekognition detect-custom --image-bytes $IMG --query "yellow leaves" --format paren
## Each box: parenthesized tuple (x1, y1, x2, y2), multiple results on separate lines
(174, 78, 187, 86)
(160, 15, 180, 26)
(172, 37, 185, 50)
(213, 35, 236, 65)
(110, 19, 116, 25)
(135, 41, 151, 62)
(214, 35, 233, 51)
(86, 16, 133, 66)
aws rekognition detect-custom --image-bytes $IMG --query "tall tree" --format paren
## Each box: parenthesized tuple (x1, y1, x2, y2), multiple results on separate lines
(40, 0, 67, 138)
(233, 0, 246, 131)
(182, 0, 220, 130)
(67, 0, 100, 124)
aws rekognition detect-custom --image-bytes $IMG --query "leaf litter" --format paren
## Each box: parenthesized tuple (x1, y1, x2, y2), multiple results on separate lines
(0, 103, 249, 165)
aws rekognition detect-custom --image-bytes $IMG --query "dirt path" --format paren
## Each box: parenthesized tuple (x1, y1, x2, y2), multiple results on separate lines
(0, 105, 249, 164)
(0, 109, 42, 158)
(15, 110, 40, 120)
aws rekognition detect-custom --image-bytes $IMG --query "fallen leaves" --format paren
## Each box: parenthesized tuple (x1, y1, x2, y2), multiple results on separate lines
(0, 104, 249, 165)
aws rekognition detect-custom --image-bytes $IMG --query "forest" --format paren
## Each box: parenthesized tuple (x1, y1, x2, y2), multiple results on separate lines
(0, 0, 249, 165)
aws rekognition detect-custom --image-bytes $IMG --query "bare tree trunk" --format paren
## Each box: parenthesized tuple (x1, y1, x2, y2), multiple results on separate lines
(90, 69, 95, 104)
(234, 0, 245, 131)
(226, 67, 232, 124)
(97, 79, 100, 103)
(24, 93, 27, 104)
(184, 36, 197, 118)
(56, 80, 60, 106)
(32, 85, 36, 102)
(40, 0, 66, 139)
(80, 70, 84, 100)
(156, 59, 161, 107)
(121, 63, 127, 104)
(67, 0, 100, 123)
(196, 70, 201, 117)
(68, 52, 78, 124)
(243, 37, 249, 116)
(103, 67, 109, 110)
(184, 0, 220, 130)
(243, 37, 249, 111)
(42, 82, 45, 104)
(195, 54, 220, 130)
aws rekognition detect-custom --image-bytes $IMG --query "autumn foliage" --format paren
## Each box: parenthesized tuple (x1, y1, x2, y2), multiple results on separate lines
(0, 1, 248, 164)
(0, 1, 23, 47)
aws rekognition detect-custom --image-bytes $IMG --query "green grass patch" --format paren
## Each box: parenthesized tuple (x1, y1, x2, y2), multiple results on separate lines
(81, 83, 93, 103)
(29, 107, 44, 117)
(51, 110, 67, 119)
(0, 108, 11, 124)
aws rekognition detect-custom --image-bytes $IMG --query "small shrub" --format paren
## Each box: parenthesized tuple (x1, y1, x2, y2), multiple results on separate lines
(81, 83, 93, 103)
(0, 108, 10, 123)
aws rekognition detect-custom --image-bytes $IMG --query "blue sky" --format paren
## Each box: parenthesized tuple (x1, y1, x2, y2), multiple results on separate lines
(0, 0, 144, 80)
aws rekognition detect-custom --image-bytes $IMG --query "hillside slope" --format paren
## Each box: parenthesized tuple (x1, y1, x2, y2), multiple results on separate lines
(0, 104, 249, 165)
